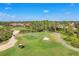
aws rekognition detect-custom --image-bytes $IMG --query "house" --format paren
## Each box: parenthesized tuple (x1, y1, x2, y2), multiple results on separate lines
(9, 23, 24, 26)
(9, 22, 32, 27)
(24, 23, 32, 27)
(57, 25, 64, 29)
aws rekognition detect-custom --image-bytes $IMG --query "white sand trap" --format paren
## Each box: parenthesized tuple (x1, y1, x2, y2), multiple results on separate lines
(43, 37, 50, 41)
(13, 30, 20, 35)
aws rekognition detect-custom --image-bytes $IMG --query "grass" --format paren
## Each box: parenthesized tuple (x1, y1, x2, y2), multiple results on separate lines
(12, 27, 30, 30)
(0, 32, 79, 56)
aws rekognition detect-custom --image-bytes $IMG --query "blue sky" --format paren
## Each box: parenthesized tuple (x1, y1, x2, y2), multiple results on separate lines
(0, 3, 79, 21)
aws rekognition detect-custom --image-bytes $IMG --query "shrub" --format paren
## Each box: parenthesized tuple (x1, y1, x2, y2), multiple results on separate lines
(0, 27, 12, 42)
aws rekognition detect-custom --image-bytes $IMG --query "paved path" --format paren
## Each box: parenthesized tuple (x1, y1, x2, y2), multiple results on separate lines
(52, 32, 79, 52)
(0, 30, 20, 52)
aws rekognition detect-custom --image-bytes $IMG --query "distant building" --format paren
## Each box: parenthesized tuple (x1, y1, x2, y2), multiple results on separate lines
(24, 23, 32, 27)
(70, 22, 77, 31)
(8, 22, 32, 27)
(9, 23, 24, 26)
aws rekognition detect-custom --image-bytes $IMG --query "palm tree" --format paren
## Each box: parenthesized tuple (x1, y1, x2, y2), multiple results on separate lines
(53, 21, 57, 32)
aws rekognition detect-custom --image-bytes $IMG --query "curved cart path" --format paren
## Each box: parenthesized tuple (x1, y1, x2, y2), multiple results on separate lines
(52, 32, 79, 52)
(0, 30, 20, 52)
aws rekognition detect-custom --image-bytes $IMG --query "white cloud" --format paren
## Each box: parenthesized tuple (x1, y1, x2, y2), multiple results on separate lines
(43, 10, 49, 13)
(5, 7, 12, 10)
(0, 12, 6, 16)
(11, 15, 16, 18)
(64, 12, 71, 15)
(4, 3, 12, 10)
(0, 12, 16, 19)
(0, 12, 8, 17)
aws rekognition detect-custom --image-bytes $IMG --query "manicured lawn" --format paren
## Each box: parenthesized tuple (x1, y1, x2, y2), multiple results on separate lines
(0, 32, 79, 56)
(12, 27, 30, 30)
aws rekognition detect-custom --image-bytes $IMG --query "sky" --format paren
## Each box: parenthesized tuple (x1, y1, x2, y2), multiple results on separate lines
(0, 3, 79, 21)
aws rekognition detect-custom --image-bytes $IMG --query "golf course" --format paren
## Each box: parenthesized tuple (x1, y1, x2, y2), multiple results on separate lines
(0, 29, 79, 56)
(0, 3, 79, 56)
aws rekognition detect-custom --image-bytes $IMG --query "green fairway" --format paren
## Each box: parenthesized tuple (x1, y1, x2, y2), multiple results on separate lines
(0, 32, 79, 56)
(12, 27, 29, 30)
